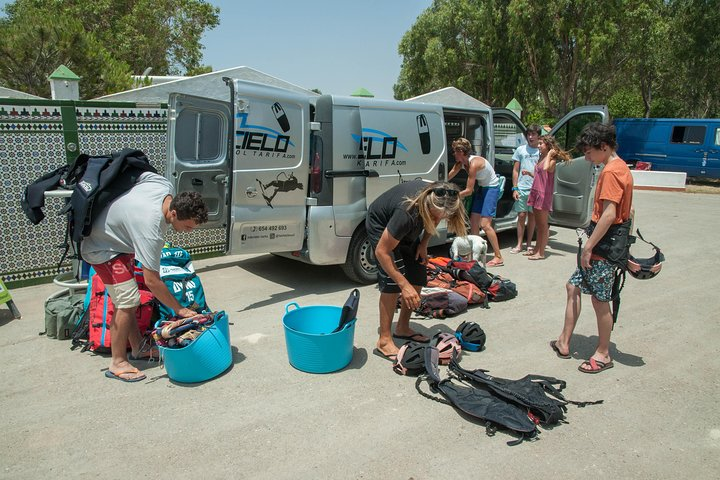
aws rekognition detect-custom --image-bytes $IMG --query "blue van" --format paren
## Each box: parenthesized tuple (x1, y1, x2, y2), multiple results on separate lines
(615, 118, 720, 178)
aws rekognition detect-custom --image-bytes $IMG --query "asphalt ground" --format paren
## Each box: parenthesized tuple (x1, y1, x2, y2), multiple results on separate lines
(1, 189, 718, 479)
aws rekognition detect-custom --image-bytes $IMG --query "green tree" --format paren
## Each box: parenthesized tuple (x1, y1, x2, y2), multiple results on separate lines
(620, 0, 670, 118)
(0, 3, 132, 98)
(665, 0, 720, 117)
(0, 0, 219, 98)
(507, 0, 629, 118)
(394, 0, 521, 106)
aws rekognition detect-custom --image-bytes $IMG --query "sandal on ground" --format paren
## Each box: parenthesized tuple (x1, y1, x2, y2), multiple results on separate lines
(578, 358, 614, 374)
(509, 246, 522, 254)
(523, 248, 536, 256)
(550, 340, 571, 359)
(486, 258, 504, 267)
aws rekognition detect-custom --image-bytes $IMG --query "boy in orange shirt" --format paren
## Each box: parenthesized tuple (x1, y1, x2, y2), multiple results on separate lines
(550, 122, 633, 374)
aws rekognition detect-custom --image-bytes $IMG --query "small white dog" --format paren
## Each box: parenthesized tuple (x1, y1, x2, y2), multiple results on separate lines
(450, 235, 488, 266)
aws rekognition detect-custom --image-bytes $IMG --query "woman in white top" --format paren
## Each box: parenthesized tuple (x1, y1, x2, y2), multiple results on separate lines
(448, 137, 504, 267)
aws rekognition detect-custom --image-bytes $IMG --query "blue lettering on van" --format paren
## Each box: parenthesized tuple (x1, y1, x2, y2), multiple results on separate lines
(235, 112, 295, 152)
(352, 128, 408, 160)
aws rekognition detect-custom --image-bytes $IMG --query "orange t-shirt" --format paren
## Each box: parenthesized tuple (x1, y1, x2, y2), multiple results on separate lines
(591, 158, 633, 224)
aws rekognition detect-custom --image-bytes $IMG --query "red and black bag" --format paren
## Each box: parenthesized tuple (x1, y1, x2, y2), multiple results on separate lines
(72, 273, 155, 352)
(426, 266, 487, 306)
(485, 276, 518, 302)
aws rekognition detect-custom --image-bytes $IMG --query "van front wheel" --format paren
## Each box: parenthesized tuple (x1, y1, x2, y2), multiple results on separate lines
(342, 227, 377, 284)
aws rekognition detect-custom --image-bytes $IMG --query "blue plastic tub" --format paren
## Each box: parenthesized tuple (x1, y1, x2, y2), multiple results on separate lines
(159, 311, 232, 383)
(282, 303, 356, 374)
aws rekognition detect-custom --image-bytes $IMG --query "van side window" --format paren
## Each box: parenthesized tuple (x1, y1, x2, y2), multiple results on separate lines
(671, 126, 705, 145)
(715, 128, 720, 146)
(175, 109, 224, 162)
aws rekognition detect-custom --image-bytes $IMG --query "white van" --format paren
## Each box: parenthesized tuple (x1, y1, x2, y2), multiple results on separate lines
(167, 79, 606, 283)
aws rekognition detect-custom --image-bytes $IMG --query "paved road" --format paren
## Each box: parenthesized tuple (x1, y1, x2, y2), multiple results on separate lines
(1, 189, 718, 479)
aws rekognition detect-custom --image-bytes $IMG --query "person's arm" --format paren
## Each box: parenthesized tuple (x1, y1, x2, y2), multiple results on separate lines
(375, 229, 421, 310)
(448, 161, 463, 181)
(512, 161, 521, 200)
(544, 150, 557, 173)
(582, 200, 617, 268)
(415, 231, 434, 265)
(142, 267, 197, 318)
(459, 156, 482, 198)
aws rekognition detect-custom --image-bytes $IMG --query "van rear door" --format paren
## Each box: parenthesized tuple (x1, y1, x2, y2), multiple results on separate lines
(549, 105, 609, 227)
(227, 80, 312, 254)
(167, 93, 232, 238)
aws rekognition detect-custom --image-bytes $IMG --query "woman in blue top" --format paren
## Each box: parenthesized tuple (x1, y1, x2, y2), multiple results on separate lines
(449, 137, 504, 267)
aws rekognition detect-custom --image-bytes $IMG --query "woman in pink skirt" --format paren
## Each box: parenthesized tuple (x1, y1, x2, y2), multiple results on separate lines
(526, 135, 571, 260)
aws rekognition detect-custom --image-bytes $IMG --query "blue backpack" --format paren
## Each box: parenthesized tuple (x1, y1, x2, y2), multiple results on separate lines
(158, 246, 209, 319)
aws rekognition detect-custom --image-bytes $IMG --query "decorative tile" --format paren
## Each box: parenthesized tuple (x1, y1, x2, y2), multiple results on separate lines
(1, 100, 225, 287)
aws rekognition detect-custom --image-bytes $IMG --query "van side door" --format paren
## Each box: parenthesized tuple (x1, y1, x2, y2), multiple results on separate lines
(167, 93, 232, 238)
(358, 103, 446, 206)
(549, 105, 609, 227)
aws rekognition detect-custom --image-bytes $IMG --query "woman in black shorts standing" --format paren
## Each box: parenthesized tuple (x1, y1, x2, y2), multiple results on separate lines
(366, 180, 467, 361)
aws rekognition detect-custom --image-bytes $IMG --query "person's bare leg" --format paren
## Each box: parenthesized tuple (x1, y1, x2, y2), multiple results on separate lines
(528, 209, 548, 259)
(554, 283, 581, 357)
(590, 296, 613, 363)
(513, 212, 526, 251)
(525, 211, 536, 251)
(109, 307, 144, 379)
(481, 216, 502, 263)
(376, 292, 400, 356)
(470, 212, 482, 236)
(394, 285, 427, 341)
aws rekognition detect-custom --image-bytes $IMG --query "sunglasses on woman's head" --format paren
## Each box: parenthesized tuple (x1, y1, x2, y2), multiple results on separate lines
(432, 187, 458, 198)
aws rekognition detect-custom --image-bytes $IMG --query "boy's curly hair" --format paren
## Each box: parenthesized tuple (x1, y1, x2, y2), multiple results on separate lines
(170, 191, 209, 224)
(575, 122, 617, 151)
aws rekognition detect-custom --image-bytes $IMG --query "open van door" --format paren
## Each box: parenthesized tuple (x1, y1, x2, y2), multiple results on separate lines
(167, 93, 232, 240)
(226, 80, 311, 254)
(549, 105, 609, 228)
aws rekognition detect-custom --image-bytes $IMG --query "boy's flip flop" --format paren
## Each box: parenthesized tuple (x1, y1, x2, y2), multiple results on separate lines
(578, 358, 614, 374)
(372, 348, 397, 363)
(486, 258, 504, 267)
(550, 340, 571, 359)
(105, 368, 146, 382)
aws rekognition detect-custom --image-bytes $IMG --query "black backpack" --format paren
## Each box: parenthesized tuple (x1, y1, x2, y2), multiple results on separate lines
(62, 148, 156, 244)
(416, 347, 538, 445)
(21, 148, 156, 266)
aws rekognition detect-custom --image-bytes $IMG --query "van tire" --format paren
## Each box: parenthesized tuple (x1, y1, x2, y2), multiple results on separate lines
(342, 227, 377, 284)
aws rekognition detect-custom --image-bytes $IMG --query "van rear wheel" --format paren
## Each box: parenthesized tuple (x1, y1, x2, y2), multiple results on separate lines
(342, 227, 377, 284)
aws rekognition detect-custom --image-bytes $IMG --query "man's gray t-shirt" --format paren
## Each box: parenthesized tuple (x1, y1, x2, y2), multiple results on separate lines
(81, 172, 175, 272)
(512, 144, 540, 191)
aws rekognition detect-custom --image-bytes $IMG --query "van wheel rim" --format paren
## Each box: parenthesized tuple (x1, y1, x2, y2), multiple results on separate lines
(359, 239, 377, 275)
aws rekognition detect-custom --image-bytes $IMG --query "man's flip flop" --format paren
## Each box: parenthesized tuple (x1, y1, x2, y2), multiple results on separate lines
(550, 340, 571, 359)
(578, 358, 614, 374)
(486, 259, 504, 267)
(392, 333, 429, 343)
(105, 368, 146, 382)
(372, 348, 397, 362)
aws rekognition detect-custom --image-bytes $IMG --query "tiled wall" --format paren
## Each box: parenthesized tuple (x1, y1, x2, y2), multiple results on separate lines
(0, 100, 225, 286)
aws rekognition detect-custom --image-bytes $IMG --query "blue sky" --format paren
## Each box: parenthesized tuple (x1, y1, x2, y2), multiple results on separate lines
(201, 0, 433, 99)
(1, 0, 433, 99)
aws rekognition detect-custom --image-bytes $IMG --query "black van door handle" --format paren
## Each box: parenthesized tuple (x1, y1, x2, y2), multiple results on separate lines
(191, 178, 204, 186)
